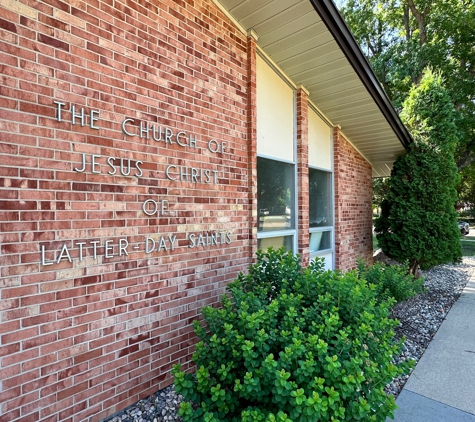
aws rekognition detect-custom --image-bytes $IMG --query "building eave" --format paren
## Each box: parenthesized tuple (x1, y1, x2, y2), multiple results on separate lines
(308, 0, 412, 151)
(216, 0, 413, 177)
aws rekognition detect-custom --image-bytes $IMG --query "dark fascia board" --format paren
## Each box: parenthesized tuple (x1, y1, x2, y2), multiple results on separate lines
(308, 0, 412, 150)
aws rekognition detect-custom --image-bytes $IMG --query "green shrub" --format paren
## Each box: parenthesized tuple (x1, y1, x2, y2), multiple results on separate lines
(357, 259, 425, 303)
(374, 71, 461, 275)
(173, 249, 412, 421)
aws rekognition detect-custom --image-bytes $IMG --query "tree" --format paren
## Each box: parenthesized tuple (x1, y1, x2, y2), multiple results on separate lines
(374, 70, 461, 275)
(457, 165, 475, 210)
(339, 0, 475, 171)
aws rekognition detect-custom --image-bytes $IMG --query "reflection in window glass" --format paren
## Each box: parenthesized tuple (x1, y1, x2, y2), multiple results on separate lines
(309, 230, 332, 252)
(309, 168, 332, 227)
(258, 236, 293, 252)
(257, 157, 295, 232)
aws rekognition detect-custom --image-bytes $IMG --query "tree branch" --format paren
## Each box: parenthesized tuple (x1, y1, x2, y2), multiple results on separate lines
(403, 5, 412, 41)
(367, 37, 377, 56)
(407, 0, 430, 46)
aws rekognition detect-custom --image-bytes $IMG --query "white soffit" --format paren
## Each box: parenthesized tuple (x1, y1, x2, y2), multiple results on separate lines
(216, 0, 410, 177)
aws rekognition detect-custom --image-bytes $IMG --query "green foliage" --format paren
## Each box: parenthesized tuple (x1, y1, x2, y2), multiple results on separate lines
(457, 166, 475, 209)
(173, 249, 412, 422)
(372, 178, 389, 212)
(458, 209, 475, 219)
(357, 259, 425, 303)
(339, 0, 475, 172)
(374, 70, 462, 273)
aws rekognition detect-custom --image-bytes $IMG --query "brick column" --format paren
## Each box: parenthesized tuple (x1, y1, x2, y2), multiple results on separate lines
(296, 86, 310, 265)
(247, 30, 259, 263)
(333, 126, 344, 270)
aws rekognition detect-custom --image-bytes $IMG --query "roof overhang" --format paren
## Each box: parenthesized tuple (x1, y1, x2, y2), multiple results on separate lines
(215, 0, 412, 177)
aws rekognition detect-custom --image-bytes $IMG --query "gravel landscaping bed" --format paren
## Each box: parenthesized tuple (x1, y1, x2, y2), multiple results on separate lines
(386, 256, 475, 397)
(104, 257, 475, 422)
(104, 385, 183, 422)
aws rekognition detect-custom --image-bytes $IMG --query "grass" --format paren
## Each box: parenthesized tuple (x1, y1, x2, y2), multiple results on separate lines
(461, 240, 475, 256)
(460, 225, 475, 256)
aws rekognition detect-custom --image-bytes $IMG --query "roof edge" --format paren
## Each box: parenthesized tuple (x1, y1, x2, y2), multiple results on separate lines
(308, 0, 412, 150)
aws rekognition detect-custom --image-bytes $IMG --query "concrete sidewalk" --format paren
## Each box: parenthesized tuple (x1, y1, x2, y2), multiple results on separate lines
(391, 275, 475, 421)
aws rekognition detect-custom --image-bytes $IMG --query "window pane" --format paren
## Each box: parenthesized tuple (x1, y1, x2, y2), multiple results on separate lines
(258, 236, 293, 252)
(309, 168, 332, 227)
(258, 157, 295, 232)
(309, 230, 332, 252)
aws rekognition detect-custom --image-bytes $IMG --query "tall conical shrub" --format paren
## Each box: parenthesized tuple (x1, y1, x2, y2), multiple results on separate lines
(375, 70, 461, 274)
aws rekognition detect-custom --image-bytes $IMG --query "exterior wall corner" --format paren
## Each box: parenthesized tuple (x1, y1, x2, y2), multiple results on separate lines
(333, 127, 373, 271)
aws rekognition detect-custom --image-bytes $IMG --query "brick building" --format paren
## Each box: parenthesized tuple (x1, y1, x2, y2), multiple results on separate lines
(0, 0, 411, 420)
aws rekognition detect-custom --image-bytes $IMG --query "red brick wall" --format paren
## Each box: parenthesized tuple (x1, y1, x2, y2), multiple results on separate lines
(0, 1, 250, 421)
(333, 127, 374, 271)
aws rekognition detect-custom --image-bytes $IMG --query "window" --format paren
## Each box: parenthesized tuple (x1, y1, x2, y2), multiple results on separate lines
(257, 157, 295, 252)
(257, 157, 295, 232)
(307, 105, 333, 269)
(309, 169, 332, 229)
(309, 168, 333, 260)
(256, 54, 296, 253)
(257, 235, 294, 252)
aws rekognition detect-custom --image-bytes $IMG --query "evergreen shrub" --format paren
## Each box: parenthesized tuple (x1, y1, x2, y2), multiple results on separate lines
(374, 70, 462, 274)
(173, 248, 411, 421)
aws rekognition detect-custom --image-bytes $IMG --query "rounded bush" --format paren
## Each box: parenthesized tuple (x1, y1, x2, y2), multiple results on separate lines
(357, 258, 425, 303)
(173, 249, 412, 421)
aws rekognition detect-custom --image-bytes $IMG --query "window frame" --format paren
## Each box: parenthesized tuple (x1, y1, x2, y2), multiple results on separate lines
(255, 53, 298, 253)
(309, 166, 334, 257)
(307, 103, 335, 268)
